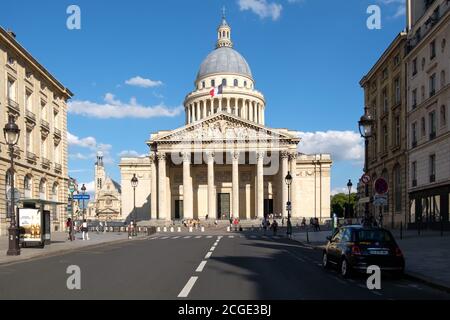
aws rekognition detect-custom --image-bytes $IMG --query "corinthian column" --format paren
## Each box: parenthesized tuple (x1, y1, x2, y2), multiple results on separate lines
(183, 152, 193, 219)
(289, 152, 298, 218)
(207, 152, 215, 219)
(256, 151, 265, 219)
(150, 154, 157, 220)
(157, 152, 167, 220)
(281, 151, 289, 219)
(232, 151, 240, 219)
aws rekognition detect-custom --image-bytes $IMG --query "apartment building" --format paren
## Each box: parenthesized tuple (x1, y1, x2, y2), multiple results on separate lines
(0, 27, 72, 235)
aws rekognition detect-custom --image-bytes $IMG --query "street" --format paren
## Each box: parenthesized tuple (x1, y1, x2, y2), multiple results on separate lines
(0, 231, 448, 300)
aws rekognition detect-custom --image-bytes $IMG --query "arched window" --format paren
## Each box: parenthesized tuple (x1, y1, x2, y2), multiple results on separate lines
(394, 165, 402, 212)
(222, 78, 227, 87)
(244, 81, 247, 88)
(211, 79, 215, 88)
(222, 31, 226, 37)
(234, 79, 238, 87)
(39, 179, 46, 200)
(24, 175, 32, 199)
(202, 81, 205, 89)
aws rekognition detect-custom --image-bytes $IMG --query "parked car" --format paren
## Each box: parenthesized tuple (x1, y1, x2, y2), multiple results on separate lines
(322, 225, 405, 278)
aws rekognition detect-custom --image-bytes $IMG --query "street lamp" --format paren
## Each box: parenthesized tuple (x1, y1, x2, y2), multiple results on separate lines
(4, 115, 21, 256)
(131, 174, 139, 236)
(285, 172, 293, 237)
(358, 107, 374, 224)
(347, 179, 353, 219)
(81, 184, 86, 221)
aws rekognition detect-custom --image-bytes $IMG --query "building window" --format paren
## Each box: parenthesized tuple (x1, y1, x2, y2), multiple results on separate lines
(430, 73, 436, 97)
(382, 68, 388, 79)
(26, 129, 32, 154)
(394, 166, 402, 212)
(394, 78, 401, 104)
(25, 90, 33, 111)
(41, 100, 47, 120)
(382, 88, 388, 113)
(395, 116, 401, 147)
(441, 70, 446, 88)
(39, 179, 46, 200)
(234, 79, 238, 87)
(429, 111, 436, 139)
(244, 81, 247, 88)
(429, 154, 436, 183)
(202, 81, 205, 89)
(412, 58, 418, 76)
(383, 125, 388, 153)
(412, 122, 418, 147)
(430, 40, 436, 60)
(24, 175, 32, 199)
(421, 117, 426, 137)
(441, 105, 447, 128)
(412, 89, 417, 108)
(52, 183, 58, 202)
(222, 78, 227, 87)
(7, 78, 16, 101)
(421, 85, 425, 101)
(411, 161, 417, 186)
(41, 136, 47, 158)
(211, 79, 215, 88)
(393, 54, 400, 66)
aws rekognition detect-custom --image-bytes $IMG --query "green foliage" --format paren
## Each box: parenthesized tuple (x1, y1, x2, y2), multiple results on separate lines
(331, 193, 357, 218)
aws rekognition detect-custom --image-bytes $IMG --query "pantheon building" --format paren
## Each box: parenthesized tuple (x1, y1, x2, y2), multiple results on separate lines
(120, 16, 332, 223)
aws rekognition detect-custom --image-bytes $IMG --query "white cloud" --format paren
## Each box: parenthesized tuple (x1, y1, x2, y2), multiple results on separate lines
(378, 0, 406, 18)
(297, 131, 364, 163)
(125, 76, 163, 88)
(331, 187, 351, 196)
(238, 0, 283, 21)
(79, 181, 95, 195)
(68, 132, 114, 164)
(118, 150, 148, 158)
(68, 132, 97, 149)
(69, 153, 90, 160)
(68, 93, 183, 119)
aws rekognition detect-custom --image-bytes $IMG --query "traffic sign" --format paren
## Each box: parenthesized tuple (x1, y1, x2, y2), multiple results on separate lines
(374, 178, 389, 195)
(373, 194, 388, 206)
(359, 197, 371, 204)
(361, 174, 371, 185)
(73, 194, 90, 200)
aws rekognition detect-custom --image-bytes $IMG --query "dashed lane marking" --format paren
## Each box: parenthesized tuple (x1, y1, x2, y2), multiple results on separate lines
(196, 261, 207, 272)
(178, 276, 198, 298)
(205, 252, 212, 259)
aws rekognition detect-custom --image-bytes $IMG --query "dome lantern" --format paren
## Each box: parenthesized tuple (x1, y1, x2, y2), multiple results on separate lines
(216, 7, 233, 49)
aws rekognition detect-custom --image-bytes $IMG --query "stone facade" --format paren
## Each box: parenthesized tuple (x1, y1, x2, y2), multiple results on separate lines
(119, 16, 332, 223)
(0, 27, 72, 235)
(406, 0, 450, 228)
(360, 32, 409, 228)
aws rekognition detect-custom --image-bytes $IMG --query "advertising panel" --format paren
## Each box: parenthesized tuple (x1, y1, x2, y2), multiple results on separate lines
(19, 208, 42, 242)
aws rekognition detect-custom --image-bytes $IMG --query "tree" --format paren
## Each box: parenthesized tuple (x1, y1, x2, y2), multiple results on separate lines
(331, 193, 357, 218)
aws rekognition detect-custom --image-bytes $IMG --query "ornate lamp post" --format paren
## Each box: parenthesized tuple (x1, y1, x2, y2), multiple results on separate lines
(285, 171, 293, 237)
(4, 115, 21, 256)
(81, 184, 86, 221)
(358, 107, 375, 223)
(347, 179, 353, 219)
(131, 174, 139, 236)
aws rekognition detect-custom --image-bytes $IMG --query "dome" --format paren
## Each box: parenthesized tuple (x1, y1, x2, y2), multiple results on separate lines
(197, 47, 253, 80)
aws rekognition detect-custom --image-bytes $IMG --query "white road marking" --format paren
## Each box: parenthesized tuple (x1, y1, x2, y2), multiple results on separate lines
(183, 236, 191, 239)
(161, 237, 169, 240)
(172, 236, 180, 239)
(196, 261, 207, 272)
(178, 276, 198, 298)
(218, 236, 223, 239)
(205, 252, 212, 259)
(210, 246, 216, 252)
(206, 236, 213, 239)
(228, 236, 234, 239)
(195, 236, 202, 239)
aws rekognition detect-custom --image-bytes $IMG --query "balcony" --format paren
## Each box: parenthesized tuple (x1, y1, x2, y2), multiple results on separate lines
(40, 119, 50, 132)
(412, 179, 418, 187)
(26, 151, 37, 163)
(41, 157, 51, 169)
(7, 98, 20, 114)
(430, 175, 436, 183)
(25, 110, 36, 124)
(430, 90, 436, 97)
(54, 128, 61, 139)
(55, 163, 62, 173)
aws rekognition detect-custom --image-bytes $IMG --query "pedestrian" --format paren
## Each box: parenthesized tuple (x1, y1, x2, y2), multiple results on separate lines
(233, 217, 240, 231)
(271, 220, 278, 236)
(286, 219, 292, 239)
(81, 219, 89, 241)
(128, 221, 134, 239)
(66, 218, 73, 241)
(301, 217, 306, 229)
(281, 217, 285, 227)
(205, 214, 209, 221)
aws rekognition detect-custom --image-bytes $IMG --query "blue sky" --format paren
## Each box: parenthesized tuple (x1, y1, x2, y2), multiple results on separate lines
(1, 0, 406, 195)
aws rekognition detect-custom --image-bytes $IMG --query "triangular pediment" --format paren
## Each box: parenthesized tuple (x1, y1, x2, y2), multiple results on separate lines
(151, 112, 299, 144)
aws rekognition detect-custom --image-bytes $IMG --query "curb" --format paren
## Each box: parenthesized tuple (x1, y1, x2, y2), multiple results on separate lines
(0, 235, 148, 267)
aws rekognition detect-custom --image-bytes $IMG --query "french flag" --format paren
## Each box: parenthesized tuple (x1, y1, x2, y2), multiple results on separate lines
(209, 84, 223, 97)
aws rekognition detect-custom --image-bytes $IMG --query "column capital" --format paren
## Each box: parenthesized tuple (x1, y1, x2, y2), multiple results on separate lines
(281, 150, 290, 159)
(157, 152, 167, 161)
(256, 151, 265, 161)
(289, 152, 298, 161)
(206, 151, 216, 162)
(232, 151, 241, 161)
(149, 153, 156, 163)
(182, 152, 191, 162)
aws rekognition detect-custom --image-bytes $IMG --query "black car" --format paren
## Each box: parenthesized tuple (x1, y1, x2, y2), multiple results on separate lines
(322, 225, 405, 278)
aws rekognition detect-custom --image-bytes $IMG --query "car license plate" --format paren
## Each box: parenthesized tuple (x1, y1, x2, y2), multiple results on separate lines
(370, 250, 389, 255)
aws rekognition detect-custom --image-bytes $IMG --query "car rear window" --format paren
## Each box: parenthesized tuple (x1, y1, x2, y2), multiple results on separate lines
(355, 230, 393, 243)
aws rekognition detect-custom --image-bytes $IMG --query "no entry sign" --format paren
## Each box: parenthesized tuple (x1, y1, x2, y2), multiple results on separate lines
(374, 178, 389, 195)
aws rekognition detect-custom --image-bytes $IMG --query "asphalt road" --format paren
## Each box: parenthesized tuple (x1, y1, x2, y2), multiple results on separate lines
(0, 231, 448, 300)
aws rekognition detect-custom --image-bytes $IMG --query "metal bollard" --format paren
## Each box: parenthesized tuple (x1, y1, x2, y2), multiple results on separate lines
(201, 226, 205, 232)
(170, 227, 174, 233)
(157, 227, 161, 232)
(177, 227, 181, 232)
(189, 227, 193, 233)
(163, 227, 167, 232)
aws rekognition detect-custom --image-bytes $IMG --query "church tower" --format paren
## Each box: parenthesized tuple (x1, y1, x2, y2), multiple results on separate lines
(216, 8, 233, 48)
(94, 151, 106, 194)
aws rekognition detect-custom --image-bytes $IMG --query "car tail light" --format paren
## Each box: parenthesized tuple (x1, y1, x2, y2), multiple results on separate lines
(351, 245, 361, 256)
(395, 247, 403, 257)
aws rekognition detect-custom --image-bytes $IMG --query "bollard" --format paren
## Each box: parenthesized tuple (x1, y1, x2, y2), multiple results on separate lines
(163, 227, 167, 232)
(177, 227, 181, 232)
(227, 226, 230, 232)
(170, 227, 174, 233)
(189, 227, 193, 233)
(306, 228, 310, 243)
(157, 227, 161, 232)
(201, 226, 205, 232)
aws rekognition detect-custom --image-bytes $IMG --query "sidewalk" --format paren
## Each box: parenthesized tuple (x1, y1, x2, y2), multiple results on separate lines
(0, 231, 143, 266)
(292, 229, 450, 291)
